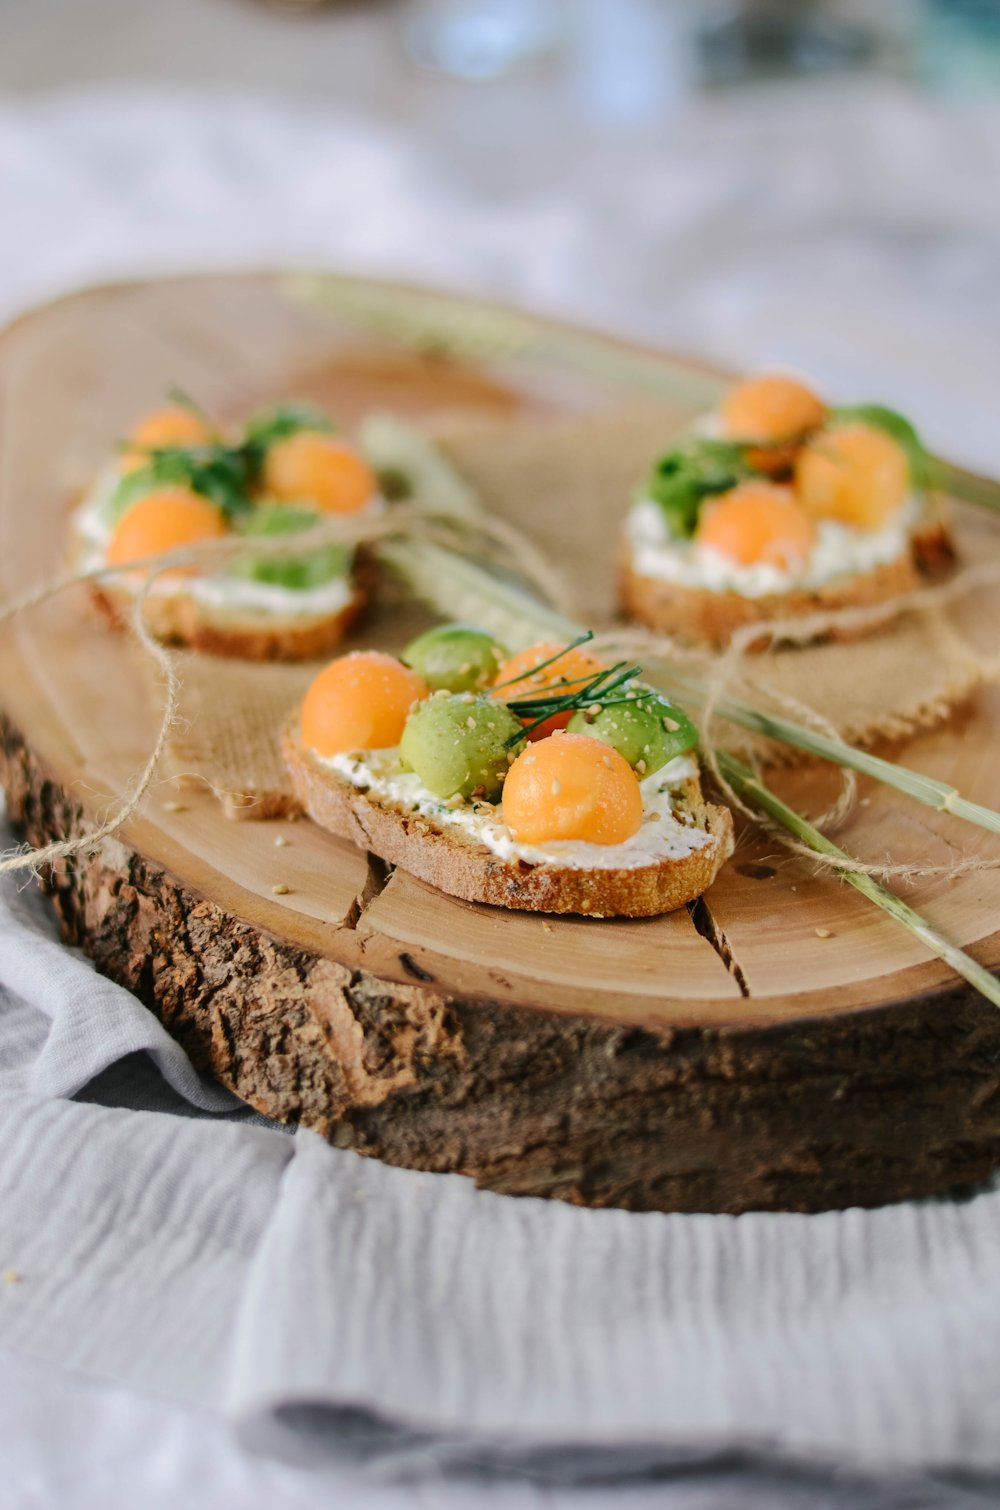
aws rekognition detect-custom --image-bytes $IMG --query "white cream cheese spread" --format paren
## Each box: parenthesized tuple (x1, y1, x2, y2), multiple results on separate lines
(72, 465, 361, 621)
(625, 494, 919, 598)
(323, 748, 711, 870)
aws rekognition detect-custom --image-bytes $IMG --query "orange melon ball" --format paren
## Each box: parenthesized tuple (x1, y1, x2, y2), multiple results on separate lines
(121, 406, 216, 472)
(107, 489, 227, 577)
(503, 733, 643, 847)
(720, 373, 826, 444)
(300, 651, 429, 757)
(794, 423, 909, 531)
(492, 642, 608, 741)
(263, 432, 377, 516)
(696, 482, 816, 571)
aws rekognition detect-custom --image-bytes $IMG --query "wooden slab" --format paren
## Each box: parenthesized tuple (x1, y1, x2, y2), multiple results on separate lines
(3, 272, 1000, 1213)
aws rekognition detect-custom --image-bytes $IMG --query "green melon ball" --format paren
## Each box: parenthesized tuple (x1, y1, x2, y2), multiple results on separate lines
(399, 693, 524, 801)
(401, 624, 507, 695)
(567, 692, 697, 777)
(230, 504, 350, 589)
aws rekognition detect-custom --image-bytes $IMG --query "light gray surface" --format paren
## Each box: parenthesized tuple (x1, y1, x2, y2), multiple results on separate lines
(3, 76, 1000, 1508)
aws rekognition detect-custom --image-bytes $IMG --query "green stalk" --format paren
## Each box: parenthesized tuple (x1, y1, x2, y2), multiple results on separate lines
(290, 274, 725, 409)
(718, 751, 1000, 1011)
(376, 539, 1000, 842)
(375, 538, 572, 644)
(648, 666, 1000, 840)
(927, 455, 1000, 513)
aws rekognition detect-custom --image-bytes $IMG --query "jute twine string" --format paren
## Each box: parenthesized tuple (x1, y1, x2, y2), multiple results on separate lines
(1, 563, 183, 878)
(591, 625, 863, 847)
(5, 508, 1000, 886)
(0, 505, 572, 877)
(593, 559, 1000, 881)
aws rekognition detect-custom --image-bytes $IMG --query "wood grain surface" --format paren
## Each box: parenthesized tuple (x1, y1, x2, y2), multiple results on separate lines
(3, 272, 1000, 1211)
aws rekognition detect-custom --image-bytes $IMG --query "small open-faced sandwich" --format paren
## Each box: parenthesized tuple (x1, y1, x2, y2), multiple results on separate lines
(72, 399, 380, 659)
(283, 626, 734, 917)
(620, 373, 954, 647)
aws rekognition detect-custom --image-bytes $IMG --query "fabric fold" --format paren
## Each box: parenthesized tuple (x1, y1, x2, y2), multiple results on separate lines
(226, 1130, 1000, 1472)
(0, 814, 240, 1111)
(0, 1090, 292, 1399)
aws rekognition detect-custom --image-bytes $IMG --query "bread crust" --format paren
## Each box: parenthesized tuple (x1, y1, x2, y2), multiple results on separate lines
(87, 551, 374, 662)
(283, 727, 734, 918)
(619, 519, 956, 651)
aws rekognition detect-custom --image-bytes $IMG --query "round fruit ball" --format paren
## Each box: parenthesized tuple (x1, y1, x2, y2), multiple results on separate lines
(695, 482, 816, 571)
(567, 692, 697, 777)
(263, 431, 377, 516)
(300, 652, 428, 758)
(107, 488, 227, 577)
(402, 624, 507, 694)
(720, 373, 826, 444)
(400, 693, 524, 801)
(502, 733, 643, 847)
(720, 373, 826, 475)
(121, 406, 217, 472)
(794, 423, 909, 531)
(492, 641, 608, 741)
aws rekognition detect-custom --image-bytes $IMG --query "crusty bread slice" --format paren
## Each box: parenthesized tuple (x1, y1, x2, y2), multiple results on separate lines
(283, 724, 734, 917)
(620, 519, 956, 651)
(87, 551, 373, 662)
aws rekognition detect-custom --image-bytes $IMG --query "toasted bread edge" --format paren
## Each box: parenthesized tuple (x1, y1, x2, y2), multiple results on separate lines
(282, 725, 735, 918)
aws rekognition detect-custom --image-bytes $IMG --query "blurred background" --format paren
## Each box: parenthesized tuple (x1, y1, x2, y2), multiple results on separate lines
(1, 0, 999, 457)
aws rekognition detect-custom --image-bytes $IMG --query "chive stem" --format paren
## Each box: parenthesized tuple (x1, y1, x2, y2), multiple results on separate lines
(656, 666, 1000, 840)
(928, 455, 1000, 513)
(719, 752, 1000, 1011)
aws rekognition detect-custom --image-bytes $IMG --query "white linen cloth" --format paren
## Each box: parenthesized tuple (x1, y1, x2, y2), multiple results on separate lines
(3, 82, 1000, 1508)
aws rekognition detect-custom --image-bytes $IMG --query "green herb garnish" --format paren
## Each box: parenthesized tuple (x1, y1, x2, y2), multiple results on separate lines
(641, 438, 757, 537)
(229, 505, 351, 590)
(494, 634, 694, 749)
(165, 385, 214, 428)
(104, 442, 255, 528)
(243, 401, 335, 459)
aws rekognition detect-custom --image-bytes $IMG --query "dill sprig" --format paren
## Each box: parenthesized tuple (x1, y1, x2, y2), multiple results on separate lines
(504, 660, 644, 744)
(489, 631, 596, 693)
(105, 394, 336, 528)
(492, 633, 652, 745)
(492, 631, 700, 746)
(165, 385, 214, 427)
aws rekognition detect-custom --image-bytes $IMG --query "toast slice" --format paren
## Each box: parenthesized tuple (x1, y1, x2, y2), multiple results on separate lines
(621, 516, 955, 651)
(621, 375, 957, 649)
(620, 546, 919, 650)
(88, 550, 372, 662)
(283, 724, 734, 917)
(71, 398, 385, 662)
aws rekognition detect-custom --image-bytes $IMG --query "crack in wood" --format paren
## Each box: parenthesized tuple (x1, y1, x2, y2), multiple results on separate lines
(399, 952, 436, 983)
(688, 897, 751, 998)
(342, 852, 393, 931)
